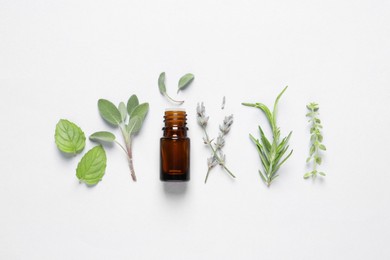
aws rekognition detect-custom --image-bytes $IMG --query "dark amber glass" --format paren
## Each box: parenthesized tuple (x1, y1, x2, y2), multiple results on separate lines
(160, 110, 190, 181)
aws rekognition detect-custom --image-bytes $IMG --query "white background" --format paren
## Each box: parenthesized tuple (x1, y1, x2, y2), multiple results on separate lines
(1, 0, 390, 259)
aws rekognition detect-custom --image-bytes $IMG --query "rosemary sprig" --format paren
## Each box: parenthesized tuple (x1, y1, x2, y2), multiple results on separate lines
(304, 102, 326, 179)
(196, 102, 236, 183)
(242, 86, 293, 187)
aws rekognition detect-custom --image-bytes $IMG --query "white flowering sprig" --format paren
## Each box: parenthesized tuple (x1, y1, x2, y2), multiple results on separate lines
(196, 102, 236, 183)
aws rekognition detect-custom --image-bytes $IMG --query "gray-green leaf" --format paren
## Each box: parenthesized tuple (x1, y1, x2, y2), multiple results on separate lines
(177, 73, 194, 93)
(319, 144, 327, 151)
(118, 102, 127, 122)
(127, 95, 139, 116)
(127, 116, 142, 135)
(55, 119, 86, 155)
(158, 72, 166, 94)
(98, 99, 122, 126)
(89, 131, 116, 143)
(76, 145, 107, 185)
(130, 103, 149, 122)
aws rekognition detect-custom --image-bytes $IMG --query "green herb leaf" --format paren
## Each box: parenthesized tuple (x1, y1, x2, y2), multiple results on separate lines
(158, 72, 166, 94)
(118, 102, 127, 122)
(89, 131, 116, 143)
(55, 119, 86, 155)
(177, 73, 194, 93)
(76, 145, 107, 186)
(127, 95, 139, 116)
(127, 116, 142, 135)
(98, 99, 122, 126)
(130, 103, 149, 122)
(303, 172, 312, 179)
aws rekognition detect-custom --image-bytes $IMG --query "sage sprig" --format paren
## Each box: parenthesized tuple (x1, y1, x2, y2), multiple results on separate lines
(196, 102, 236, 183)
(90, 95, 149, 182)
(158, 72, 194, 105)
(242, 86, 293, 187)
(304, 102, 326, 179)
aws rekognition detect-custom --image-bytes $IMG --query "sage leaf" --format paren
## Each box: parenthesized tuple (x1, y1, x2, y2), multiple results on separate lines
(127, 95, 139, 116)
(177, 73, 194, 93)
(158, 72, 166, 94)
(98, 99, 122, 126)
(76, 145, 107, 186)
(55, 119, 86, 155)
(130, 103, 149, 122)
(89, 131, 116, 143)
(118, 102, 127, 122)
(127, 116, 142, 135)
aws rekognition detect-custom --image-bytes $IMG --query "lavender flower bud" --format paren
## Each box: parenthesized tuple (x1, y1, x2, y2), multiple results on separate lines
(219, 114, 233, 134)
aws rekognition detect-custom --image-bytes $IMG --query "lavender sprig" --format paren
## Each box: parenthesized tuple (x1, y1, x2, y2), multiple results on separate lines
(196, 102, 236, 183)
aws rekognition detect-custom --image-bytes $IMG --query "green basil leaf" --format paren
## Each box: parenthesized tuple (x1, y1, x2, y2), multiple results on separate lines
(55, 119, 86, 155)
(127, 95, 139, 116)
(89, 131, 116, 143)
(76, 145, 107, 186)
(118, 102, 127, 122)
(127, 115, 142, 135)
(177, 73, 194, 93)
(98, 99, 122, 126)
(158, 72, 166, 94)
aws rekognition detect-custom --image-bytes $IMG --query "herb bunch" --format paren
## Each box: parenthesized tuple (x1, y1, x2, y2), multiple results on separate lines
(90, 95, 149, 182)
(242, 86, 293, 187)
(304, 102, 326, 179)
(196, 102, 236, 183)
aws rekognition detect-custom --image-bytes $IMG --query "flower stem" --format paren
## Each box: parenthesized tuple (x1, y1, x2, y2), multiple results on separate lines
(202, 128, 235, 178)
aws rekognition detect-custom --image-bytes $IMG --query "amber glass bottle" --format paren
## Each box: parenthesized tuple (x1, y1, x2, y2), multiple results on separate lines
(160, 109, 190, 181)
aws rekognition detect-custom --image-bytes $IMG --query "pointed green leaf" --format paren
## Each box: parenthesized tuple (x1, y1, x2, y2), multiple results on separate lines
(315, 157, 322, 165)
(76, 145, 107, 186)
(319, 172, 326, 176)
(259, 126, 271, 152)
(55, 119, 86, 155)
(127, 115, 142, 135)
(89, 131, 116, 143)
(319, 144, 326, 151)
(118, 102, 127, 122)
(98, 99, 122, 126)
(303, 172, 312, 179)
(310, 145, 315, 156)
(130, 103, 149, 122)
(258, 170, 267, 183)
(158, 72, 166, 94)
(272, 86, 288, 127)
(177, 73, 194, 93)
(127, 95, 139, 116)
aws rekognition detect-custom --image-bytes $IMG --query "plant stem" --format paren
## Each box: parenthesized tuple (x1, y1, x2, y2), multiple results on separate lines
(164, 92, 184, 105)
(120, 125, 137, 182)
(205, 167, 211, 183)
(202, 128, 235, 178)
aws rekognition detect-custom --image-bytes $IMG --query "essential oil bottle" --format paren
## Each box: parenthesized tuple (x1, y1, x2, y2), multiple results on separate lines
(160, 109, 190, 181)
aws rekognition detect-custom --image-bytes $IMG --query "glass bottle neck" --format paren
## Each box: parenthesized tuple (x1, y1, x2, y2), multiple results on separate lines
(163, 110, 188, 138)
